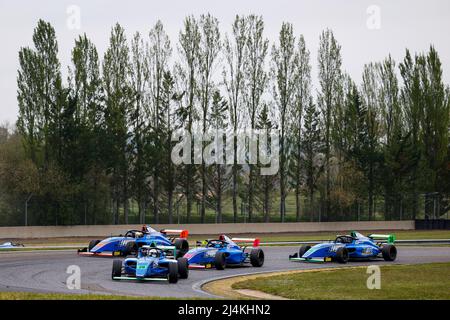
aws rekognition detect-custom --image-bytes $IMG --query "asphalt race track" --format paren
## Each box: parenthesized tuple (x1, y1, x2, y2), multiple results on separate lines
(1, 246, 450, 298)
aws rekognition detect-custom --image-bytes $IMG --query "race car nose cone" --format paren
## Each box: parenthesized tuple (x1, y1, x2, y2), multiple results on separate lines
(136, 261, 150, 277)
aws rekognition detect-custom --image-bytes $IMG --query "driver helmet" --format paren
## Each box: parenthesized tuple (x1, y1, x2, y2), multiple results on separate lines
(135, 231, 144, 239)
(148, 248, 159, 258)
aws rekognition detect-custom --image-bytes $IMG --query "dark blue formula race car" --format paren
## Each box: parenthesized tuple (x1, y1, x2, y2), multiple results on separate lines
(111, 245, 188, 283)
(183, 235, 264, 270)
(78, 225, 189, 258)
(289, 231, 397, 264)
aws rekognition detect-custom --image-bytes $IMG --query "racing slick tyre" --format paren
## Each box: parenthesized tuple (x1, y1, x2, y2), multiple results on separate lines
(168, 262, 179, 284)
(336, 247, 349, 264)
(214, 252, 226, 270)
(250, 248, 265, 267)
(88, 239, 100, 251)
(112, 260, 122, 279)
(382, 244, 397, 261)
(298, 245, 311, 258)
(174, 239, 189, 258)
(124, 241, 137, 256)
(177, 257, 189, 279)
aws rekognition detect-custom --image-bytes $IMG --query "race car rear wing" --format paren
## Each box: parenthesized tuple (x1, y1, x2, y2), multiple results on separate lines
(160, 229, 189, 239)
(231, 237, 260, 247)
(368, 234, 396, 244)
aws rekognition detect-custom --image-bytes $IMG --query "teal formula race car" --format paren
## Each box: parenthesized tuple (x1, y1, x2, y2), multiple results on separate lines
(112, 245, 188, 283)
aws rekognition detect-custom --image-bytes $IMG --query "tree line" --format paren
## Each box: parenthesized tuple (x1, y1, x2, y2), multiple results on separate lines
(0, 15, 449, 226)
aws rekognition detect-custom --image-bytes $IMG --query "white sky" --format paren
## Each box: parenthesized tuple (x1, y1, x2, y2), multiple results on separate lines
(1, 0, 449, 124)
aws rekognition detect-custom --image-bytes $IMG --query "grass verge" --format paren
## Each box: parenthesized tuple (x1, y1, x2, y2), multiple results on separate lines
(232, 262, 450, 300)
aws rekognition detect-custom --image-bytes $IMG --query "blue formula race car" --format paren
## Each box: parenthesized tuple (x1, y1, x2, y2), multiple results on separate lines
(78, 225, 189, 258)
(184, 235, 264, 270)
(112, 245, 188, 283)
(289, 231, 397, 264)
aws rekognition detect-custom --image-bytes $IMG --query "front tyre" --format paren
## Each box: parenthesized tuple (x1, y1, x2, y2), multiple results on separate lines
(174, 239, 189, 258)
(214, 252, 226, 270)
(112, 260, 122, 279)
(336, 247, 349, 264)
(88, 239, 100, 252)
(298, 245, 311, 258)
(382, 244, 397, 261)
(250, 248, 265, 267)
(124, 241, 137, 256)
(167, 262, 178, 284)
(177, 257, 189, 279)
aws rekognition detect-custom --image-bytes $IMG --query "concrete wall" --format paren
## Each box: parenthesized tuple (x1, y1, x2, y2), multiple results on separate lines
(0, 221, 414, 239)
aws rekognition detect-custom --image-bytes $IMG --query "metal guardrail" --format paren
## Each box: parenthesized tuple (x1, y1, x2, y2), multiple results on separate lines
(259, 239, 450, 246)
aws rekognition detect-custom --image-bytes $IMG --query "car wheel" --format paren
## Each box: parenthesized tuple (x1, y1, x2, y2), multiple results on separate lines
(174, 239, 189, 258)
(88, 240, 100, 252)
(124, 241, 137, 256)
(112, 260, 122, 279)
(214, 252, 226, 270)
(177, 257, 189, 279)
(250, 248, 265, 267)
(382, 244, 397, 261)
(336, 247, 349, 264)
(167, 262, 178, 284)
(298, 245, 311, 258)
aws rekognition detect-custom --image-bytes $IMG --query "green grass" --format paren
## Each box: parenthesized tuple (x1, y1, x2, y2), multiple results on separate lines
(233, 262, 450, 300)
(0, 292, 207, 300)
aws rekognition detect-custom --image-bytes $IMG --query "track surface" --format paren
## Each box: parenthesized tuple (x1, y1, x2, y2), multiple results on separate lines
(1, 246, 450, 298)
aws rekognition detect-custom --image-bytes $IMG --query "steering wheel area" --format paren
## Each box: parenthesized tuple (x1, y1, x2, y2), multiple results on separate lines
(335, 236, 354, 244)
(124, 230, 143, 238)
(206, 240, 227, 248)
(140, 247, 162, 258)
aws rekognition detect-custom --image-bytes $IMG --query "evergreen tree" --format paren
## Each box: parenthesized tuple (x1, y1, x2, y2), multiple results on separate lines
(301, 98, 322, 221)
(270, 22, 299, 222)
(102, 23, 132, 224)
(177, 16, 201, 223)
(317, 29, 342, 221)
(198, 14, 221, 223)
(243, 14, 268, 222)
(289, 34, 311, 221)
(223, 15, 247, 222)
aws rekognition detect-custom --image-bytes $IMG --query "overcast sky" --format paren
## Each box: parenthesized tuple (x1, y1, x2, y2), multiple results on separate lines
(1, 0, 449, 124)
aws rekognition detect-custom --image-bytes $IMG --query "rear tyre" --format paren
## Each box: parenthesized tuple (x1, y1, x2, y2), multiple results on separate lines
(88, 240, 100, 252)
(112, 260, 122, 279)
(382, 244, 397, 261)
(250, 248, 265, 267)
(174, 239, 189, 258)
(298, 245, 311, 258)
(168, 262, 178, 284)
(177, 257, 189, 279)
(336, 247, 349, 264)
(214, 252, 226, 270)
